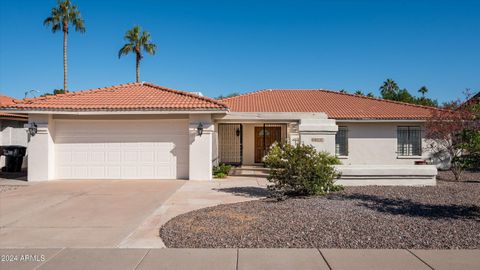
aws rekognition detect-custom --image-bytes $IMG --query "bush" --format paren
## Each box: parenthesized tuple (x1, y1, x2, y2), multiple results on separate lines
(263, 142, 343, 197)
(213, 163, 232, 178)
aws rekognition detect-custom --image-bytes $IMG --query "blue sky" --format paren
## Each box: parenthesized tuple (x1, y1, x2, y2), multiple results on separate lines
(0, 0, 479, 102)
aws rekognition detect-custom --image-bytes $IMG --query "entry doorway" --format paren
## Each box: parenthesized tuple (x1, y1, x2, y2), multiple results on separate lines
(254, 126, 282, 163)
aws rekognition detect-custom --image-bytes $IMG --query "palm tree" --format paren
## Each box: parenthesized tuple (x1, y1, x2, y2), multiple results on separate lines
(418, 86, 428, 97)
(354, 90, 364, 96)
(379, 79, 399, 96)
(44, 0, 85, 92)
(118, 26, 157, 83)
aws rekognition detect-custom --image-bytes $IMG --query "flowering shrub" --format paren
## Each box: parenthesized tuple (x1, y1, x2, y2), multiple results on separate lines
(263, 142, 343, 197)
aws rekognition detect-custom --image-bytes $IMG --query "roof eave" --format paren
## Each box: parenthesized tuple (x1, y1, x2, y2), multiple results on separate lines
(0, 108, 229, 115)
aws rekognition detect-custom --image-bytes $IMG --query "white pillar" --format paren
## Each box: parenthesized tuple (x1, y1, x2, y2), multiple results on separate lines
(28, 114, 55, 181)
(188, 114, 213, 180)
(299, 118, 338, 155)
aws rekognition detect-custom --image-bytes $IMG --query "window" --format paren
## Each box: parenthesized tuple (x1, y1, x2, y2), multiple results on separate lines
(397, 126, 422, 156)
(335, 126, 348, 156)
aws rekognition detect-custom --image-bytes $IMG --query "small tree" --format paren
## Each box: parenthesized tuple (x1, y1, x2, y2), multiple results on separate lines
(263, 143, 342, 197)
(425, 91, 480, 180)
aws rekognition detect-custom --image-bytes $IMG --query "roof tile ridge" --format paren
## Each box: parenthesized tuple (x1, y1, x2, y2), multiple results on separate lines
(219, 88, 275, 101)
(307, 88, 452, 113)
(222, 88, 452, 115)
(14, 82, 140, 104)
(142, 82, 229, 109)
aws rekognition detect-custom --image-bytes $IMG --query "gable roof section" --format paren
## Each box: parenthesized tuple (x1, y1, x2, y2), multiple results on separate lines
(0, 95, 27, 119)
(1, 83, 228, 112)
(0, 95, 18, 106)
(221, 89, 445, 120)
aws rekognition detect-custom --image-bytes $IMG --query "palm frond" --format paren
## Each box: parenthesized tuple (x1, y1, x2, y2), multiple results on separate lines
(143, 43, 156, 55)
(44, 0, 85, 33)
(118, 44, 134, 58)
(125, 26, 141, 43)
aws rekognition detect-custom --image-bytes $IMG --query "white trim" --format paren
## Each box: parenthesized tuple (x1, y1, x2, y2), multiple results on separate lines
(0, 110, 228, 115)
(217, 112, 328, 121)
(397, 155, 423, 159)
(336, 119, 427, 123)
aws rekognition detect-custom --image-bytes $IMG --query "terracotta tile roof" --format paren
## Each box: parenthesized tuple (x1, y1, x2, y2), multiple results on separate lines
(221, 89, 446, 120)
(0, 83, 228, 112)
(0, 95, 28, 119)
(0, 95, 18, 106)
(0, 113, 28, 119)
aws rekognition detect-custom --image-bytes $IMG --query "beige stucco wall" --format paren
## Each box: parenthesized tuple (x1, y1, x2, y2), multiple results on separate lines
(336, 122, 430, 165)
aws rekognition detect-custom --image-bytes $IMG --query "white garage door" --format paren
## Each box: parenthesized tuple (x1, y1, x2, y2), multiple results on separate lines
(55, 119, 189, 179)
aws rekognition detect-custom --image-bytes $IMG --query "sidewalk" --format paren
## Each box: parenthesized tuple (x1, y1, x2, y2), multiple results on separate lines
(1, 248, 478, 270)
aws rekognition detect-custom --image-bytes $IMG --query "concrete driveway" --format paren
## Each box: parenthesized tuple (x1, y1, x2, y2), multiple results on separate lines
(0, 180, 184, 248)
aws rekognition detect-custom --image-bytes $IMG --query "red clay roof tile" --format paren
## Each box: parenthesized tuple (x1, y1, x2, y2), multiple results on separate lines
(1, 83, 228, 111)
(221, 89, 446, 120)
(0, 95, 18, 106)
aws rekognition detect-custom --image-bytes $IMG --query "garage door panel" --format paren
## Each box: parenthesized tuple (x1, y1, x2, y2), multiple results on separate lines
(71, 152, 88, 164)
(89, 167, 106, 178)
(139, 151, 155, 162)
(91, 152, 106, 163)
(55, 119, 189, 180)
(106, 151, 122, 162)
(106, 166, 121, 178)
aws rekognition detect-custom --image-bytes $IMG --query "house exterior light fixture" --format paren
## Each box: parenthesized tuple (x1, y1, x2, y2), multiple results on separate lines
(27, 123, 38, 136)
(197, 122, 204, 136)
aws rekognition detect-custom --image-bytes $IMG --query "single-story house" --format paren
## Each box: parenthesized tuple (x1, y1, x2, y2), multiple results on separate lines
(0, 95, 28, 169)
(0, 82, 442, 185)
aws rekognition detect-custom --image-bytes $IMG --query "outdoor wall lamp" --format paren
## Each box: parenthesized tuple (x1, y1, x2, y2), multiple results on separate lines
(197, 122, 204, 136)
(236, 128, 240, 137)
(28, 123, 38, 137)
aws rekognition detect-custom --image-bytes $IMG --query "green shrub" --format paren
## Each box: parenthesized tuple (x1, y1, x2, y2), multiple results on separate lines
(263, 142, 343, 196)
(213, 163, 232, 178)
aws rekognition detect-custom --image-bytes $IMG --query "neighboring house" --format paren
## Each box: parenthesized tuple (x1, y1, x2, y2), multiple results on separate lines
(0, 83, 441, 185)
(461, 91, 479, 109)
(0, 95, 28, 169)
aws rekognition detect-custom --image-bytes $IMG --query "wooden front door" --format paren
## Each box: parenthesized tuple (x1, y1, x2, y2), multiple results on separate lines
(254, 126, 282, 163)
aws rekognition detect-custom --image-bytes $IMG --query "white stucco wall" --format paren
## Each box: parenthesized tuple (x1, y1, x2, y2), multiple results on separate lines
(299, 118, 338, 155)
(27, 114, 55, 181)
(335, 122, 430, 165)
(189, 114, 214, 180)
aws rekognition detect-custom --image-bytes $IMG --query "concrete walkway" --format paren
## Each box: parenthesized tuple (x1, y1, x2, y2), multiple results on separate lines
(1, 248, 478, 270)
(119, 176, 268, 248)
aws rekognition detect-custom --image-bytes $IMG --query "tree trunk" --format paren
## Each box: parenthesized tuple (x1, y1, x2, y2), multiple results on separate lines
(136, 53, 140, 83)
(452, 167, 462, 181)
(63, 30, 68, 92)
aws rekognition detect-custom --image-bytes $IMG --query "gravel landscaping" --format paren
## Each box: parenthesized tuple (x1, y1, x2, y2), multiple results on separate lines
(161, 179, 480, 249)
(437, 170, 480, 182)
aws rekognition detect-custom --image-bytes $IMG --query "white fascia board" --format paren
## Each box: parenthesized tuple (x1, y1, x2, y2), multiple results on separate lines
(0, 109, 228, 115)
(335, 119, 427, 123)
(217, 112, 328, 121)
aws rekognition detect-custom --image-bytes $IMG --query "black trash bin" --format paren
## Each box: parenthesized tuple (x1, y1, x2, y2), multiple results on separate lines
(3, 146, 27, 172)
